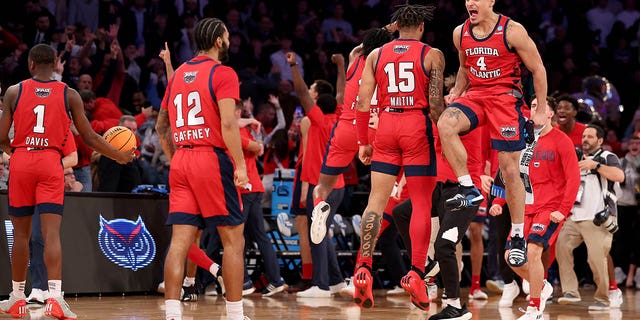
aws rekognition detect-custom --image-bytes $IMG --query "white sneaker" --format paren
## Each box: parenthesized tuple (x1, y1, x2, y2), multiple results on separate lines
(486, 279, 504, 293)
(26, 288, 46, 304)
(296, 286, 331, 298)
(157, 281, 165, 293)
(498, 281, 520, 307)
(539, 280, 553, 312)
(310, 201, 331, 244)
(516, 306, 542, 320)
(339, 278, 355, 297)
(386, 286, 406, 296)
(329, 282, 346, 295)
(277, 213, 296, 237)
(469, 288, 488, 300)
(609, 288, 623, 308)
(522, 279, 530, 295)
(204, 284, 217, 296)
(427, 283, 438, 300)
(351, 215, 362, 238)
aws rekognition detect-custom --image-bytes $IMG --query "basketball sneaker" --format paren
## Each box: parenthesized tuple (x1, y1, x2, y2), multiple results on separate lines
(609, 288, 623, 308)
(27, 288, 47, 304)
(507, 235, 528, 267)
(428, 304, 472, 320)
(516, 306, 542, 320)
(181, 285, 198, 302)
(242, 280, 255, 296)
(216, 267, 225, 297)
(310, 200, 331, 244)
(539, 280, 553, 312)
(339, 277, 355, 297)
(0, 293, 27, 317)
(262, 280, 286, 297)
(424, 257, 440, 279)
(401, 269, 430, 311)
(445, 185, 484, 211)
(498, 281, 520, 307)
(353, 265, 374, 308)
(44, 296, 77, 320)
(468, 288, 488, 300)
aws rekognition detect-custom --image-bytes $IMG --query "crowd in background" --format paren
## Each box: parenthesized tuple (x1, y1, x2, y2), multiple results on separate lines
(1, 0, 640, 295)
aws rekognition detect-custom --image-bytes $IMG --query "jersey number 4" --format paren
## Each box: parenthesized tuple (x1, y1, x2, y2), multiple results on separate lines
(173, 92, 204, 128)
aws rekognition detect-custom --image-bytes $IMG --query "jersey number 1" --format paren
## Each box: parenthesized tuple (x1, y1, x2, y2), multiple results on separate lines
(173, 92, 205, 128)
(33, 104, 45, 133)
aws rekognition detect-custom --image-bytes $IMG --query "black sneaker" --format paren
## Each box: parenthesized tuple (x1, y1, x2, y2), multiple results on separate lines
(424, 257, 440, 279)
(429, 304, 472, 320)
(181, 285, 198, 301)
(507, 235, 528, 267)
(262, 280, 286, 297)
(445, 185, 484, 211)
(215, 267, 226, 297)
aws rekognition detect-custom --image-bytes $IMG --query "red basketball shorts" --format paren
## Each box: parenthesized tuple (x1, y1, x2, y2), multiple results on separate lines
(167, 147, 243, 228)
(507, 212, 562, 251)
(451, 90, 526, 152)
(321, 119, 358, 175)
(8, 149, 64, 216)
(371, 109, 436, 177)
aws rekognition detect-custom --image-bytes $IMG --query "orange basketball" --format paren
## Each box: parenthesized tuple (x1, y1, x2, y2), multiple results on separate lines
(103, 126, 137, 151)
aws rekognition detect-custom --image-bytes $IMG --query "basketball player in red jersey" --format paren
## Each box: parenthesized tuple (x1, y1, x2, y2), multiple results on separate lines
(353, 4, 445, 310)
(308, 27, 394, 244)
(437, 0, 549, 269)
(0, 44, 134, 319)
(491, 97, 580, 319)
(155, 18, 249, 320)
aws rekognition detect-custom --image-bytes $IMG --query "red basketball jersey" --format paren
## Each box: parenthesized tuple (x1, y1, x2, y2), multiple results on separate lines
(461, 15, 522, 94)
(341, 55, 365, 121)
(161, 56, 240, 149)
(11, 79, 71, 154)
(375, 39, 430, 110)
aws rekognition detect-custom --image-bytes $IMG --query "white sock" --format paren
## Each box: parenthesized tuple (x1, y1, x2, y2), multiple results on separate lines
(458, 175, 473, 187)
(209, 263, 221, 276)
(225, 299, 244, 320)
(12, 281, 26, 298)
(48, 280, 62, 298)
(511, 223, 524, 238)
(446, 298, 461, 309)
(165, 299, 182, 320)
(183, 277, 195, 287)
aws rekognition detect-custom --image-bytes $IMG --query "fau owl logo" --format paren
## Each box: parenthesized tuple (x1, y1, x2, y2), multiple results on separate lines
(98, 215, 156, 271)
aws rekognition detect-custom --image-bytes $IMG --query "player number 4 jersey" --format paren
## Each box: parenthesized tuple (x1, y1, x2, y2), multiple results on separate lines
(460, 15, 523, 93)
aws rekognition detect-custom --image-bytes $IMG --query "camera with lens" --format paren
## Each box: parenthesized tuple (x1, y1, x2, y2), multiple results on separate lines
(593, 207, 618, 233)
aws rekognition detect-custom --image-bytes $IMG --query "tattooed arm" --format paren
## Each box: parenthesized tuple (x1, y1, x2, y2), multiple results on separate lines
(156, 108, 176, 161)
(425, 48, 445, 121)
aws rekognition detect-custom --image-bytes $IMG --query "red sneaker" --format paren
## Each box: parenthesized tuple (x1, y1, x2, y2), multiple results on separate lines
(401, 270, 430, 311)
(0, 294, 27, 317)
(44, 296, 77, 320)
(353, 265, 374, 308)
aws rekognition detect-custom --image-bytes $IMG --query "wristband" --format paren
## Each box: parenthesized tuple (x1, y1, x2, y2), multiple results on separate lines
(595, 163, 601, 171)
(356, 110, 370, 145)
(289, 62, 298, 67)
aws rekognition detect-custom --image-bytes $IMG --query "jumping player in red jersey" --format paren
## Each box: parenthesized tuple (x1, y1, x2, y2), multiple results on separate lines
(308, 27, 394, 244)
(491, 97, 580, 320)
(353, 4, 445, 310)
(156, 18, 249, 320)
(0, 44, 134, 319)
(437, 0, 549, 269)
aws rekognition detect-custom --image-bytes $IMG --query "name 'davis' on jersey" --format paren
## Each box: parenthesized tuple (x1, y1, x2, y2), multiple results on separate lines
(173, 127, 211, 143)
(25, 136, 48, 147)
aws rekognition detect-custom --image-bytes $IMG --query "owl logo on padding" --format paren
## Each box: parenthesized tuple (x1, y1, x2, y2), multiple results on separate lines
(98, 215, 156, 271)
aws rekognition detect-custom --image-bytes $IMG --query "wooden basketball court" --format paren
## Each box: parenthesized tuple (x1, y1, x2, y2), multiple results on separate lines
(10, 287, 639, 319)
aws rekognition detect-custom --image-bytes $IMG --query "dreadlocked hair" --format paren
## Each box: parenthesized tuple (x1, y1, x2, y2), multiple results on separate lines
(391, 3, 436, 29)
(194, 18, 226, 52)
(362, 28, 393, 57)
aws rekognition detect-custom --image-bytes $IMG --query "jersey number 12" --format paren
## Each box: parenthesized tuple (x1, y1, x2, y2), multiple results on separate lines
(173, 92, 205, 128)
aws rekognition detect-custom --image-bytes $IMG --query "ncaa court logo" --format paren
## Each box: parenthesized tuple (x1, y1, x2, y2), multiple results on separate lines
(98, 215, 156, 271)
